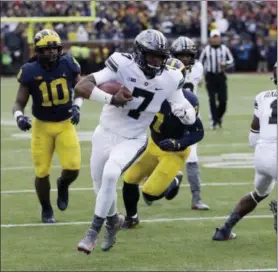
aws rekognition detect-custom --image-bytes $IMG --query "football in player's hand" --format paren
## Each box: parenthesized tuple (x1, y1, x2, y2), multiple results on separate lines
(98, 82, 132, 98)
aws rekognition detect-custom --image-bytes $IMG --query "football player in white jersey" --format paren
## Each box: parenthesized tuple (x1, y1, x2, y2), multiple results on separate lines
(74, 29, 197, 254)
(212, 62, 277, 241)
(166, 36, 209, 210)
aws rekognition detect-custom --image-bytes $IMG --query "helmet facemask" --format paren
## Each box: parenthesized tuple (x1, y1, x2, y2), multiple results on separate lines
(134, 42, 169, 78)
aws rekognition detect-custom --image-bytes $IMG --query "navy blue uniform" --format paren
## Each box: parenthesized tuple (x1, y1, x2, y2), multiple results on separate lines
(17, 54, 80, 122)
(150, 90, 204, 150)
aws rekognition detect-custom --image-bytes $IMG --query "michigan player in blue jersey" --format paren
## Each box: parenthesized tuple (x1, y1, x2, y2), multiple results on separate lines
(122, 59, 204, 228)
(12, 29, 83, 223)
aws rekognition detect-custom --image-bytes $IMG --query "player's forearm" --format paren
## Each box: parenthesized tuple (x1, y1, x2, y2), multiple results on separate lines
(74, 75, 113, 104)
(12, 103, 25, 119)
(74, 75, 96, 99)
(178, 127, 204, 149)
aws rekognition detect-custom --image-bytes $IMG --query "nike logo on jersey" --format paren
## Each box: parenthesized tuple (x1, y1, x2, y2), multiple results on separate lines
(155, 87, 163, 91)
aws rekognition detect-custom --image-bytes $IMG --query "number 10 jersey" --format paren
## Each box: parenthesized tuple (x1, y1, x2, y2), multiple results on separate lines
(17, 54, 80, 122)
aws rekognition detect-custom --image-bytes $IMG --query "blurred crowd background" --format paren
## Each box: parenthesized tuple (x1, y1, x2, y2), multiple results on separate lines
(1, 0, 277, 75)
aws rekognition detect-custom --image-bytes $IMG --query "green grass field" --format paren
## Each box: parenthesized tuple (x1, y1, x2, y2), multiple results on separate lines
(1, 74, 277, 271)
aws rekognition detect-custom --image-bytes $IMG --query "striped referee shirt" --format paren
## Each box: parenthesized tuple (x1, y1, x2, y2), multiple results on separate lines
(199, 44, 234, 74)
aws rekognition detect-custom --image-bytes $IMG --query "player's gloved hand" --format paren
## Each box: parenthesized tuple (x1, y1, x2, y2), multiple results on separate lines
(111, 85, 133, 107)
(71, 105, 80, 125)
(17, 116, 32, 131)
(158, 139, 182, 152)
(170, 102, 187, 120)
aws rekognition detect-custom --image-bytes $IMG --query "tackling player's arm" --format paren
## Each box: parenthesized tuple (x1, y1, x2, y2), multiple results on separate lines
(178, 117, 204, 148)
(74, 56, 132, 107)
(249, 98, 260, 148)
(12, 82, 32, 131)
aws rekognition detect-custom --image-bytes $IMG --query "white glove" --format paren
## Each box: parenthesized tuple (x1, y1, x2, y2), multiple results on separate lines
(170, 102, 196, 125)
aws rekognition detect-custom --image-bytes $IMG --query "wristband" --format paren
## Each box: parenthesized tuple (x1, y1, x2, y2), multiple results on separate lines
(73, 97, 83, 108)
(14, 110, 23, 120)
(89, 86, 113, 104)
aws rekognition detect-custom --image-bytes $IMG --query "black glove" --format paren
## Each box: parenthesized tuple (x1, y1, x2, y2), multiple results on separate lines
(17, 116, 32, 131)
(158, 139, 182, 152)
(71, 105, 80, 125)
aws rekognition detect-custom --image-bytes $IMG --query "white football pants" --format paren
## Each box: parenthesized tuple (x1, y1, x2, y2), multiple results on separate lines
(254, 144, 277, 197)
(90, 125, 147, 218)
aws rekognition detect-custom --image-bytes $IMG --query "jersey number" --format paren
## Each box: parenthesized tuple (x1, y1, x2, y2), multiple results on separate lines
(268, 99, 277, 124)
(128, 87, 154, 120)
(183, 82, 194, 93)
(39, 78, 69, 107)
(152, 113, 164, 133)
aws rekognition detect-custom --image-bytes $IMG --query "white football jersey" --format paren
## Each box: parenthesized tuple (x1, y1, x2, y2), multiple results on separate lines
(254, 90, 277, 144)
(93, 52, 190, 138)
(184, 60, 204, 95)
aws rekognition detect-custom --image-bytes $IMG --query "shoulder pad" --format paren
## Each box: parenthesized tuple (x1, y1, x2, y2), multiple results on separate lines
(62, 54, 81, 74)
(166, 58, 185, 73)
(17, 63, 33, 85)
(105, 52, 133, 73)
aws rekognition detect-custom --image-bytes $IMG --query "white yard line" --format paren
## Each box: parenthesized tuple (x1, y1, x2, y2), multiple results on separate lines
(1, 214, 272, 228)
(1, 182, 252, 195)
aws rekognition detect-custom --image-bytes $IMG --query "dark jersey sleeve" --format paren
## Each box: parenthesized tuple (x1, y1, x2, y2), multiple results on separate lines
(182, 90, 199, 116)
(17, 64, 32, 85)
(67, 55, 81, 75)
(178, 117, 204, 148)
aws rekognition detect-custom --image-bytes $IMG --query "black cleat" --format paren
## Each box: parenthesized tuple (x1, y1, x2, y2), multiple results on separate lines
(121, 216, 140, 229)
(212, 227, 236, 241)
(42, 209, 55, 224)
(164, 171, 183, 200)
(57, 178, 69, 211)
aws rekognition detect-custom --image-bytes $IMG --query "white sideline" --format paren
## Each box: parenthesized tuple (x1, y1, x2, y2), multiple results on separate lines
(1, 214, 272, 228)
(1, 182, 253, 194)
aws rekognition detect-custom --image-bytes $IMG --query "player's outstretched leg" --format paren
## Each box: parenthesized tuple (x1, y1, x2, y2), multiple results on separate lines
(212, 191, 268, 241)
(122, 182, 140, 229)
(57, 169, 79, 211)
(187, 162, 209, 210)
(269, 200, 277, 233)
(35, 176, 55, 223)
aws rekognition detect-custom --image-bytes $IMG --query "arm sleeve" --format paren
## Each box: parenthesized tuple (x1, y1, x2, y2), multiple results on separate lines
(93, 67, 118, 86)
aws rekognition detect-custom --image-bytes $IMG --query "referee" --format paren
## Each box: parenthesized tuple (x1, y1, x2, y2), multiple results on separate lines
(199, 29, 234, 129)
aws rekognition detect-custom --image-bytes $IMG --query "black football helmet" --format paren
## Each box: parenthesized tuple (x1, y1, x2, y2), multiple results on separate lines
(170, 36, 197, 67)
(273, 62, 277, 85)
(34, 29, 63, 65)
(133, 29, 170, 78)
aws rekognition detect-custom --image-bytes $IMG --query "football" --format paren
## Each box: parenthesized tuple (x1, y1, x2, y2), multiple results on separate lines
(98, 82, 122, 95)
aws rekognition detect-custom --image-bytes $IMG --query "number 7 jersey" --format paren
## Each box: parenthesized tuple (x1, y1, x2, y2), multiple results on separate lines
(94, 52, 185, 138)
(254, 90, 277, 144)
(17, 54, 80, 122)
